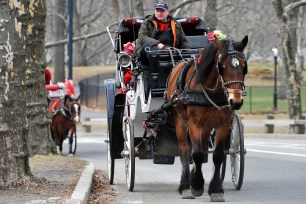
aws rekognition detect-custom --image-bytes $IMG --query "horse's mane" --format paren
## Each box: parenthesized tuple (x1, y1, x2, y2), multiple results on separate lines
(196, 39, 244, 84)
(196, 41, 218, 84)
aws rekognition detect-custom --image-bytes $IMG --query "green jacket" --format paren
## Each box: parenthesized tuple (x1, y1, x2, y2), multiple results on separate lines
(134, 15, 189, 59)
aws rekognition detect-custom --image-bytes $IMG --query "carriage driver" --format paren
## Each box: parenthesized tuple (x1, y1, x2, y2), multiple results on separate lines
(133, 2, 190, 65)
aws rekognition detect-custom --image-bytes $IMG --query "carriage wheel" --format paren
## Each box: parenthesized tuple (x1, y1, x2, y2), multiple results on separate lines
(122, 117, 135, 191)
(229, 114, 245, 190)
(68, 130, 77, 155)
(107, 132, 115, 184)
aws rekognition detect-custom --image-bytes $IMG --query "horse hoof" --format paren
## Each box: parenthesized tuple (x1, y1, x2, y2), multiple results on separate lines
(210, 193, 225, 202)
(68, 154, 74, 157)
(190, 186, 204, 197)
(181, 189, 195, 199)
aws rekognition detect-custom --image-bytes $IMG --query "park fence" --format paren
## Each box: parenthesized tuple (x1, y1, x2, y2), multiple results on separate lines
(78, 71, 115, 110)
(79, 73, 306, 114)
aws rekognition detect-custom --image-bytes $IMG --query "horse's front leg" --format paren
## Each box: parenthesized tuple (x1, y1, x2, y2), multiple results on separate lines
(173, 112, 192, 199)
(189, 125, 209, 198)
(68, 129, 74, 156)
(208, 128, 227, 202)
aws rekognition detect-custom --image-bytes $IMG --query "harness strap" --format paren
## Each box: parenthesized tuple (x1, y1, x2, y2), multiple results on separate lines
(176, 59, 193, 91)
(200, 84, 230, 110)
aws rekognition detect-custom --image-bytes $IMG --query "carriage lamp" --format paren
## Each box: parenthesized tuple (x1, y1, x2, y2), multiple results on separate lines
(272, 47, 278, 111)
(118, 51, 132, 68)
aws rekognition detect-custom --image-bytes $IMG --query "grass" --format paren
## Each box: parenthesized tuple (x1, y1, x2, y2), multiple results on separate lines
(240, 86, 306, 113)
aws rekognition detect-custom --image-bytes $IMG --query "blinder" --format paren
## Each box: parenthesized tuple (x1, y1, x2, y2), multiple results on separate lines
(217, 41, 247, 76)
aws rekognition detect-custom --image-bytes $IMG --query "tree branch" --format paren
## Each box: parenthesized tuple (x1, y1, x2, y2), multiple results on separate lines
(45, 21, 119, 48)
(169, 0, 202, 13)
(284, 0, 306, 14)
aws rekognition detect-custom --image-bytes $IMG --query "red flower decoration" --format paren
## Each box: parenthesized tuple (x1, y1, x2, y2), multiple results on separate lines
(124, 42, 135, 55)
(208, 32, 219, 42)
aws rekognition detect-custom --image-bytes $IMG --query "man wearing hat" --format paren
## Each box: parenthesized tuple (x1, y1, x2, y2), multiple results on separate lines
(134, 2, 189, 65)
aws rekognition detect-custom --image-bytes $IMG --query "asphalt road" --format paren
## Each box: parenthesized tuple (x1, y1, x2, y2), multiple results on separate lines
(71, 130, 306, 204)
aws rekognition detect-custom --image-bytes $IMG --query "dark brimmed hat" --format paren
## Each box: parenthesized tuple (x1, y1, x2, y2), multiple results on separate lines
(155, 2, 169, 10)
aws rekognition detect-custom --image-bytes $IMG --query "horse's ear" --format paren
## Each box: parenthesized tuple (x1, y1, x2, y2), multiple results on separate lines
(240, 35, 248, 50)
(76, 95, 81, 102)
(214, 37, 224, 52)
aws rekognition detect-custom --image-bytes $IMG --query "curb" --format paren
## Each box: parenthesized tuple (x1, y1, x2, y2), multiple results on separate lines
(65, 163, 95, 204)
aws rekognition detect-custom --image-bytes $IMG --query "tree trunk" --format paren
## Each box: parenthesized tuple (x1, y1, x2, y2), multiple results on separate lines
(204, 0, 218, 31)
(272, 0, 305, 131)
(53, 0, 66, 83)
(296, 6, 304, 78)
(25, 0, 53, 155)
(133, 0, 144, 17)
(112, 0, 120, 21)
(0, 0, 32, 186)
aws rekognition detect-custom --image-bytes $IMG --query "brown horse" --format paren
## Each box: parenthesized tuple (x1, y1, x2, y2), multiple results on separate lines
(166, 36, 248, 201)
(49, 95, 81, 155)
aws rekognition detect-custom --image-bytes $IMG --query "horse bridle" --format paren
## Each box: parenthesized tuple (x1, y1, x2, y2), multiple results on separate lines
(217, 41, 247, 97)
(67, 101, 80, 119)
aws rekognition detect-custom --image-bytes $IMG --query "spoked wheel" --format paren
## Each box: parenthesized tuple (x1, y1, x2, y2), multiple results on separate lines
(107, 132, 115, 184)
(229, 114, 245, 190)
(68, 129, 77, 155)
(122, 117, 135, 191)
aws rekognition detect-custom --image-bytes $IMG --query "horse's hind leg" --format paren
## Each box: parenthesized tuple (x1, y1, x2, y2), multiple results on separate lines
(208, 131, 226, 202)
(56, 136, 64, 155)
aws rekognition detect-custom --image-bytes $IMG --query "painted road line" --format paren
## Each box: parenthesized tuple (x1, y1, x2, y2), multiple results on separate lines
(247, 148, 306, 158)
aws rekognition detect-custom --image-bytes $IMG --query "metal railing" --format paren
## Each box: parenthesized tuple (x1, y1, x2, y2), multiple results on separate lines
(78, 72, 115, 110)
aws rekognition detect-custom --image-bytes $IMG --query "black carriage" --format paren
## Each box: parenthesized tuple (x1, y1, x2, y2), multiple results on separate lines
(105, 17, 246, 192)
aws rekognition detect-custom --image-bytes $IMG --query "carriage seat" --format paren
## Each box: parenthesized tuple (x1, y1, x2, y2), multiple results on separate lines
(145, 50, 198, 98)
(186, 35, 209, 49)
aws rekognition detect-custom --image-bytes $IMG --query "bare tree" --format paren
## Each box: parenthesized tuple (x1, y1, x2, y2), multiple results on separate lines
(133, 0, 144, 17)
(112, 0, 120, 21)
(0, 0, 32, 185)
(204, 0, 218, 31)
(25, 0, 53, 155)
(272, 0, 306, 123)
(52, 0, 66, 83)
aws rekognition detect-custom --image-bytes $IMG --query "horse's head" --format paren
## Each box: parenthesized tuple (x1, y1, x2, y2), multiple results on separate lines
(64, 95, 81, 123)
(215, 35, 248, 110)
